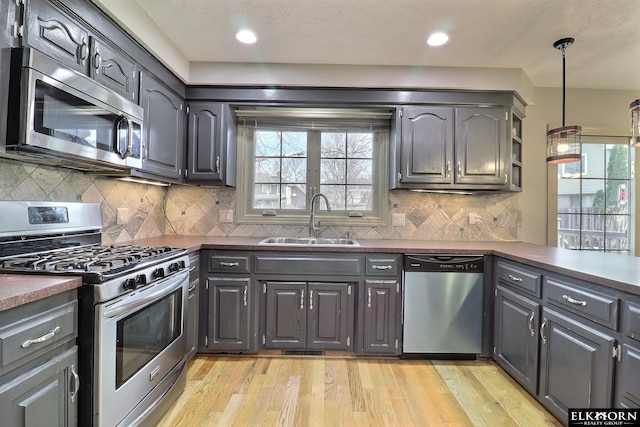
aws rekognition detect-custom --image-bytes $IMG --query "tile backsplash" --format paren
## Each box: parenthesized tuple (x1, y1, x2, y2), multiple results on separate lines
(0, 158, 519, 243)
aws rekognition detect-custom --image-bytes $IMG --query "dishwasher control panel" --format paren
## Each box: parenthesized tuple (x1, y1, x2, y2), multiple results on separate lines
(404, 254, 484, 272)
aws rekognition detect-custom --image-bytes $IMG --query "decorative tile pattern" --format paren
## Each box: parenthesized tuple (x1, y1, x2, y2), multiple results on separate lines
(0, 158, 519, 243)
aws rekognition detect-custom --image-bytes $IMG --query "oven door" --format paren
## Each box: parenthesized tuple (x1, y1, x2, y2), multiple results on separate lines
(95, 269, 188, 427)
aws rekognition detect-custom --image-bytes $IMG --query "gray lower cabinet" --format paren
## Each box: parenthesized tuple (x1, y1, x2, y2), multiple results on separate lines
(186, 252, 199, 360)
(138, 71, 185, 181)
(0, 346, 78, 427)
(361, 280, 400, 354)
(263, 281, 353, 351)
(493, 285, 540, 394)
(205, 277, 252, 351)
(539, 307, 616, 419)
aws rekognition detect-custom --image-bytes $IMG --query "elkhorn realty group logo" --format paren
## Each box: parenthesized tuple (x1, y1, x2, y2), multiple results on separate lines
(569, 409, 640, 426)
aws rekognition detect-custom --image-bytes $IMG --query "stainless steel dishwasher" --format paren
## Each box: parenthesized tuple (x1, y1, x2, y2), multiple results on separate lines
(403, 254, 484, 354)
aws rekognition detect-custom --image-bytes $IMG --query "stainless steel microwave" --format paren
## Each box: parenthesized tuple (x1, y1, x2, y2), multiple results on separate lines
(1, 48, 143, 172)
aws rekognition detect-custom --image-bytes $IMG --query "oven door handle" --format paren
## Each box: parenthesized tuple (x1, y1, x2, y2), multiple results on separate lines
(103, 270, 188, 318)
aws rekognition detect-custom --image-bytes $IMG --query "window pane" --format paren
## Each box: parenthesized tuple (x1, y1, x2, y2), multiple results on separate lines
(584, 179, 605, 214)
(606, 144, 629, 179)
(255, 131, 281, 156)
(347, 185, 372, 210)
(347, 133, 373, 158)
(321, 133, 346, 157)
(606, 180, 629, 214)
(281, 158, 307, 183)
(282, 131, 307, 157)
(253, 184, 280, 209)
(280, 184, 306, 210)
(605, 215, 630, 250)
(347, 159, 372, 184)
(320, 185, 346, 210)
(255, 158, 280, 183)
(321, 159, 346, 184)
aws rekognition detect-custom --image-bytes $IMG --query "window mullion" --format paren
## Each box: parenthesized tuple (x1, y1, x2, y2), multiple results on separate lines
(307, 130, 322, 210)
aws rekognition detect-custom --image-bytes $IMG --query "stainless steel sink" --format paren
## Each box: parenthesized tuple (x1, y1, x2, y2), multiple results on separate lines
(258, 237, 360, 246)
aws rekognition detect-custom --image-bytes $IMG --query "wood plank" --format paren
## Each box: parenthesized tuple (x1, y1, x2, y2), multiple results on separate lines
(157, 355, 563, 427)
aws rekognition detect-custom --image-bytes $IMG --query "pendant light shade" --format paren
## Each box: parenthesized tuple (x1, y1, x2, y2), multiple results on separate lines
(631, 99, 640, 147)
(546, 38, 581, 164)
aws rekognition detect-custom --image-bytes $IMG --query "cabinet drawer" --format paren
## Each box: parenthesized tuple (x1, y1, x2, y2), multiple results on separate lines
(206, 253, 251, 273)
(365, 255, 400, 276)
(496, 260, 541, 297)
(255, 255, 362, 276)
(544, 277, 619, 330)
(0, 300, 77, 369)
(623, 300, 640, 342)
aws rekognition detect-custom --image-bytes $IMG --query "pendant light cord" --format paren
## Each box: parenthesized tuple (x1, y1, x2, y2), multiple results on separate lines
(561, 46, 566, 127)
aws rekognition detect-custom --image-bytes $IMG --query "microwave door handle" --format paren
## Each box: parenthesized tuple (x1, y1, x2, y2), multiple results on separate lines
(125, 118, 133, 158)
(114, 116, 132, 159)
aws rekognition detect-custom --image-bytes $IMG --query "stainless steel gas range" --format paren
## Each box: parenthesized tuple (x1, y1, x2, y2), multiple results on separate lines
(0, 201, 190, 426)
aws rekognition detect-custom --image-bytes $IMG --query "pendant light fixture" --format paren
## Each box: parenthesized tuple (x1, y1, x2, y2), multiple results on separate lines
(630, 99, 640, 147)
(546, 37, 581, 164)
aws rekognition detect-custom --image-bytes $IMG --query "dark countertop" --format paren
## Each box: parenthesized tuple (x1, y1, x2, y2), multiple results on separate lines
(130, 236, 640, 296)
(0, 274, 82, 312)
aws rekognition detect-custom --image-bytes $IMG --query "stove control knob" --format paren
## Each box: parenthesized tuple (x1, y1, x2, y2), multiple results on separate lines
(168, 262, 180, 273)
(123, 278, 137, 291)
(135, 274, 147, 287)
(153, 268, 165, 279)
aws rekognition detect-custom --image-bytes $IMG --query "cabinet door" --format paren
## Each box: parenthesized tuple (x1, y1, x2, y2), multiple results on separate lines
(207, 278, 251, 351)
(493, 286, 540, 394)
(615, 342, 640, 408)
(90, 38, 137, 102)
(362, 280, 399, 354)
(186, 103, 225, 183)
(539, 308, 615, 420)
(264, 282, 307, 348)
(24, 0, 89, 73)
(400, 107, 454, 184)
(0, 346, 78, 427)
(307, 282, 352, 350)
(455, 107, 507, 186)
(139, 72, 184, 181)
(186, 278, 199, 359)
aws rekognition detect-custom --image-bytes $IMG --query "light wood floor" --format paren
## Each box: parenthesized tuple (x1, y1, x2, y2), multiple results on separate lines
(156, 354, 562, 427)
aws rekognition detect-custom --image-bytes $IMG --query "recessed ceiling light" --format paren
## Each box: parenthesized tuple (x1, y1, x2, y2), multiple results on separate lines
(427, 32, 449, 47)
(236, 29, 257, 44)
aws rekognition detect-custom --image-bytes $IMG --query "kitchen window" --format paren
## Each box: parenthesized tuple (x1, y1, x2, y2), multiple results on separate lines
(234, 107, 391, 226)
(557, 137, 633, 254)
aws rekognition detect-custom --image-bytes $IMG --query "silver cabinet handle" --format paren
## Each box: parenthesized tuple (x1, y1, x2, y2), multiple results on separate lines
(22, 326, 61, 348)
(94, 49, 102, 73)
(446, 161, 451, 177)
(367, 288, 372, 308)
(528, 312, 535, 337)
(540, 319, 547, 345)
(457, 161, 462, 177)
(504, 174, 508, 184)
(372, 265, 392, 270)
(300, 289, 305, 310)
(79, 37, 89, 64)
(508, 274, 523, 283)
(70, 364, 80, 404)
(189, 265, 197, 273)
(219, 261, 240, 268)
(216, 156, 220, 174)
(188, 284, 196, 293)
(309, 290, 314, 310)
(243, 285, 248, 307)
(562, 294, 587, 307)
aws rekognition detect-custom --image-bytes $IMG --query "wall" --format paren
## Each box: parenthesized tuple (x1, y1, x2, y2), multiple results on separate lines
(0, 158, 166, 244)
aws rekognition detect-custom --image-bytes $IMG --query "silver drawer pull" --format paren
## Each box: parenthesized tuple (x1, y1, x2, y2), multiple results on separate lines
(508, 274, 523, 282)
(309, 290, 314, 310)
(367, 288, 372, 308)
(21, 326, 61, 348)
(300, 290, 305, 310)
(220, 261, 240, 268)
(372, 265, 393, 270)
(528, 312, 535, 337)
(70, 364, 80, 403)
(243, 286, 248, 307)
(562, 294, 587, 307)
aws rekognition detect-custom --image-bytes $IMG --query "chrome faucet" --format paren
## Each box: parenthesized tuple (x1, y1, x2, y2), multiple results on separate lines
(309, 193, 331, 237)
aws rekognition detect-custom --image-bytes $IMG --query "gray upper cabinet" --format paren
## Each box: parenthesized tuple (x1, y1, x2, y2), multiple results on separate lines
(455, 107, 507, 186)
(396, 105, 508, 190)
(23, 0, 137, 101)
(139, 71, 185, 181)
(186, 102, 226, 183)
(400, 107, 454, 185)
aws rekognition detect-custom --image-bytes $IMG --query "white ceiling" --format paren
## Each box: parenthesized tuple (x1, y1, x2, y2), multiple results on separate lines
(117, 0, 640, 91)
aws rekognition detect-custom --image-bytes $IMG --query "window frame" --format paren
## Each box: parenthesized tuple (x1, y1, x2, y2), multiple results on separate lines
(234, 109, 390, 226)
